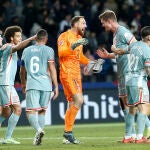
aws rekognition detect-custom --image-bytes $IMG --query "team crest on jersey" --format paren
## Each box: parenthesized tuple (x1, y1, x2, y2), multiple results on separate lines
(59, 40, 64, 46)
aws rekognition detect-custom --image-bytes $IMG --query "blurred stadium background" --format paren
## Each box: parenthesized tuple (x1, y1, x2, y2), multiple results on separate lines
(0, 0, 150, 126)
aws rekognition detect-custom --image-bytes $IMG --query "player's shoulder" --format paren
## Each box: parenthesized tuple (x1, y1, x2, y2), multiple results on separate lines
(25, 45, 34, 50)
(0, 44, 12, 55)
(140, 41, 150, 51)
(0, 43, 11, 50)
(44, 45, 54, 51)
(119, 25, 131, 34)
(58, 30, 71, 39)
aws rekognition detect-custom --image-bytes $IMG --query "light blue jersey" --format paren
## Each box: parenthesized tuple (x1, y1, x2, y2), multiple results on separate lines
(125, 41, 150, 105)
(113, 25, 135, 96)
(113, 25, 134, 77)
(0, 45, 18, 85)
(21, 44, 54, 91)
(125, 41, 150, 85)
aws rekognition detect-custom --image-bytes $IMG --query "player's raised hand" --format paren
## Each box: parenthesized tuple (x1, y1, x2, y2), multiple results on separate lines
(71, 38, 88, 50)
(96, 48, 109, 58)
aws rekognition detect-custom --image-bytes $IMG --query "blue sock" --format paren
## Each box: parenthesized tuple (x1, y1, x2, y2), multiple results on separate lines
(28, 114, 41, 132)
(125, 113, 134, 137)
(131, 124, 136, 137)
(38, 114, 45, 129)
(136, 112, 146, 135)
(0, 115, 6, 125)
(5, 113, 19, 139)
(123, 108, 136, 136)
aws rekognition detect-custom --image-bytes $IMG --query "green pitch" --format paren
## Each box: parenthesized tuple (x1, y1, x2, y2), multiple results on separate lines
(0, 123, 149, 150)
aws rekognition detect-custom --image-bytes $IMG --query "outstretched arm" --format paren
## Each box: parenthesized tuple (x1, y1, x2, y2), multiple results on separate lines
(111, 45, 129, 55)
(12, 35, 36, 53)
(96, 48, 115, 59)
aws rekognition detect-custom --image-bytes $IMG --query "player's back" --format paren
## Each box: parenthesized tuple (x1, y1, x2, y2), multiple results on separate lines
(0, 45, 17, 85)
(128, 41, 150, 73)
(125, 41, 150, 86)
(22, 44, 54, 91)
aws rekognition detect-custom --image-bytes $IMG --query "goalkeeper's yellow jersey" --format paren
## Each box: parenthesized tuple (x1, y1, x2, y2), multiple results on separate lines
(57, 29, 89, 78)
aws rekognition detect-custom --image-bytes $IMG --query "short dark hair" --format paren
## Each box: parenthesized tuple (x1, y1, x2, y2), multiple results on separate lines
(36, 29, 48, 41)
(4, 26, 22, 43)
(71, 16, 84, 27)
(99, 10, 117, 21)
(141, 26, 150, 39)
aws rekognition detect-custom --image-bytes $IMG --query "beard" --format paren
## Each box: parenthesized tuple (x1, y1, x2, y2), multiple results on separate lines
(78, 28, 85, 37)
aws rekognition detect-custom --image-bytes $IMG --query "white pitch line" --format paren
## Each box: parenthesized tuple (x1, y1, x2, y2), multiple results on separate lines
(0, 123, 124, 131)
(17, 136, 122, 140)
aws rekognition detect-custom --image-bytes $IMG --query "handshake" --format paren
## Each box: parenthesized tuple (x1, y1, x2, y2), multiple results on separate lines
(71, 38, 88, 50)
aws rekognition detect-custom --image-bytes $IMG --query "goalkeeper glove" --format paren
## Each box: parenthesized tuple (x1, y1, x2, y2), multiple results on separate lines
(71, 38, 88, 50)
(84, 60, 96, 75)
(93, 59, 105, 73)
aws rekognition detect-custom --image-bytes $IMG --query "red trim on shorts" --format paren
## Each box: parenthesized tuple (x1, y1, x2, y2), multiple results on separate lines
(119, 94, 127, 97)
(48, 60, 54, 62)
(26, 107, 48, 111)
(127, 88, 148, 106)
(26, 108, 43, 111)
(4, 101, 20, 107)
(127, 101, 149, 107)
(145, 62, 150, 64)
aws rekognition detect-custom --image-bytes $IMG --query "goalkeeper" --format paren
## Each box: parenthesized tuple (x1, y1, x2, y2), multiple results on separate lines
(57, 16, 104, 144)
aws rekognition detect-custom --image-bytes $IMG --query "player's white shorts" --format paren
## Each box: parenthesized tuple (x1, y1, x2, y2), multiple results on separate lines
(0, 85, 20, 107)
(26, 89, 51, 111)
(126, 77, 149, 106)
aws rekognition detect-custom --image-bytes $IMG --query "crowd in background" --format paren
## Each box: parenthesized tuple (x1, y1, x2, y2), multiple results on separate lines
(0, 0, 150, 84)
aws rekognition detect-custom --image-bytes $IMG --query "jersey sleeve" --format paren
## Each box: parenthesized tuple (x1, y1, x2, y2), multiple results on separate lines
(47, 47, 55, 62)
(79, 50, 90, 65)
(57, 33, 73, 57)
(122, 30, 135, 45)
